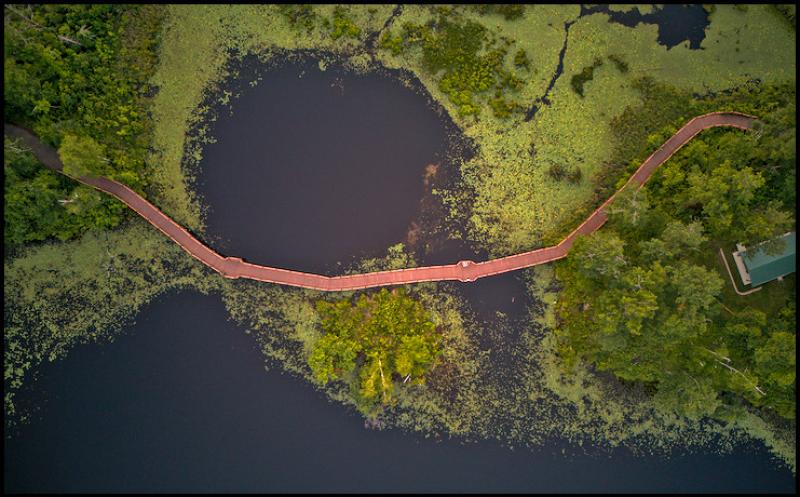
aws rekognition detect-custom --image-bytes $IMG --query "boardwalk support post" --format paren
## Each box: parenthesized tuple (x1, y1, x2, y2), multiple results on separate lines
(458, 260, 478, 282)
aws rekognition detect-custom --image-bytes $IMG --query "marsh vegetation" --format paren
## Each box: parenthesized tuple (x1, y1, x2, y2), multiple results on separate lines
(4, 4, 796, 487)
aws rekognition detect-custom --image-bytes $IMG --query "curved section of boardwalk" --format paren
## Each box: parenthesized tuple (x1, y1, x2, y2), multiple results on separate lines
(4, 111, 756, 291)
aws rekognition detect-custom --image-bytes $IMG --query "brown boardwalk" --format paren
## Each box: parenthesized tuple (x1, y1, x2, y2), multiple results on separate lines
(5, 111, 756, 292)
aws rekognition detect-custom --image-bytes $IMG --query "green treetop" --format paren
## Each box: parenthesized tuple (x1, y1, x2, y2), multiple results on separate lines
(57, 134, 109, 178)
(308, 288, 442, 412)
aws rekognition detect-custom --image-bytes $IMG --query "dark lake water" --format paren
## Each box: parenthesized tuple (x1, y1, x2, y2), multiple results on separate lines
(4, 291, 795, 493)
(4, 53, 795, 492)
(526, 4, 710, 121)
(582, 4, 711, 49)
(195, 55, 464, 275)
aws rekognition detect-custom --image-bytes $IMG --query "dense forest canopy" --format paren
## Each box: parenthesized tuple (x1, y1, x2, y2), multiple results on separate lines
(3, 4, 161, 247)
(308, 288, 441, 409)
(310, 288, 442, 414)
(553, 82, 796, 421)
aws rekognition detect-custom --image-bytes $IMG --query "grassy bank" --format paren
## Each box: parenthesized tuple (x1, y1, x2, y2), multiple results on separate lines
(375, 5, 795, 255)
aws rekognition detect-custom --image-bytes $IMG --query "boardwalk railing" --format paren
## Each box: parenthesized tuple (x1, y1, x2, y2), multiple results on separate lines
(4, 111, 756, 291)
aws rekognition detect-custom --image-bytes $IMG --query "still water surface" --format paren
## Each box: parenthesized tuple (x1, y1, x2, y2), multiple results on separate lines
(4, 49, 795, 491)
(4, 291, 795, 493)
(196, 55, 462, 275)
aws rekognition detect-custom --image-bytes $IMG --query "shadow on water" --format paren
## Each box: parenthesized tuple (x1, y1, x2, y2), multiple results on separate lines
(4, 291, 795, 493)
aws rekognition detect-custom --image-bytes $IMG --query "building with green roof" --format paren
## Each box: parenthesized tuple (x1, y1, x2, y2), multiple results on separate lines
(732, 232, 796, 288)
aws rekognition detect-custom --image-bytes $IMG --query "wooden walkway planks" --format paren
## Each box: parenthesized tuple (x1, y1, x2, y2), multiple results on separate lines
(4, 111, 756, 292)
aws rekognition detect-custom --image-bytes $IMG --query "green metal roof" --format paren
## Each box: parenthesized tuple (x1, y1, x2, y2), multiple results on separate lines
(742, 232, 796, 287)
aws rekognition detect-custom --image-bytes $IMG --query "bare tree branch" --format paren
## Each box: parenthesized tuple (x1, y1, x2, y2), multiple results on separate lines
(5, 4, 82, 46)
